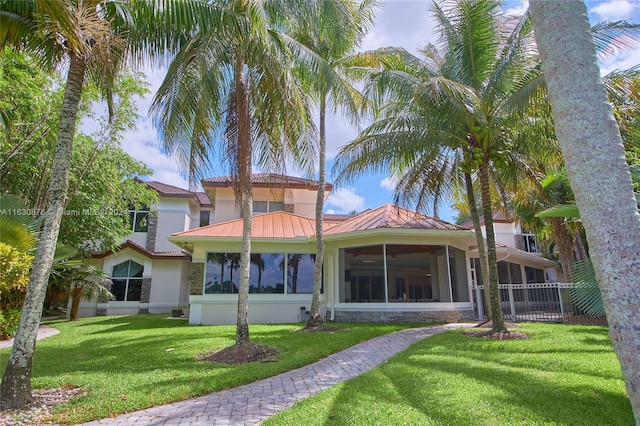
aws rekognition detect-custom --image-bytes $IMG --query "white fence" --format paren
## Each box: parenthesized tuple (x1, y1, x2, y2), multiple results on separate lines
(471, 283, 607, 325)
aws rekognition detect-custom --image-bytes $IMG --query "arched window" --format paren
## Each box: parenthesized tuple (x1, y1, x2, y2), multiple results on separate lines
(111, 260, 143, 301)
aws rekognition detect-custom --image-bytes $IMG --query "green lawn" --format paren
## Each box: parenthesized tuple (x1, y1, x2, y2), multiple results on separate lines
(264, 323, 633, 426)
(0, 314, 421, 424)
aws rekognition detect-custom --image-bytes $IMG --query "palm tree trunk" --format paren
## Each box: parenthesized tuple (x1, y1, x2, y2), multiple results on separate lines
(550, 217, 575, 283)
(308, 96, 326, 328)
(531, 1, 640, 420)
(0, 53, 86, 410)
(573, 230, 588, 260)
(69, 285, 84, 321)
(235, 55, 251, 345)
(465, 172, 491, 320)
(478, 161, 507, 333)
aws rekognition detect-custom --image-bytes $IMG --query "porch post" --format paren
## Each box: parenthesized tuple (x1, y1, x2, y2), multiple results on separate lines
(557, 283, 566, 323)
(383, 244, 389, 303)
(476, 286, 485, 320)
(508, 284, 517, 321)
(445, 245, 454, 302)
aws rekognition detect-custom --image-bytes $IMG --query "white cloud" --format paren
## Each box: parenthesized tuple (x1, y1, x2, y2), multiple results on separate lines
(380, 175, 400, 191)
(503, 0, 529, 16)
(326, 187, 367, 214)
(325, 209, 336, 215)
(361, 0, 438, 55)
(600, 44, 640, 75)
(589, 0, 639, 21)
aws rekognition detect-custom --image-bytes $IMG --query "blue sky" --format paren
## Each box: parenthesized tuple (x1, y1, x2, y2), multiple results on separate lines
(95, 0, 640, 223)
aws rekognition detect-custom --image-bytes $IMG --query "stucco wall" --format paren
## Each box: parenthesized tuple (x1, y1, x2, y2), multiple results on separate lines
(189, 295, 324, 325)
(148, 259, 190, 313)
(155, 198, 193, 251)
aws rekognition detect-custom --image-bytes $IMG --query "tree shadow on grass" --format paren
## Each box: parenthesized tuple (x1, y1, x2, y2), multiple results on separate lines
(307, 329, 632, 426)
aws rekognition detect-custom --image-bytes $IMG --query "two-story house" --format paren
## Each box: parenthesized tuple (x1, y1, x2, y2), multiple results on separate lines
(85, 174, 557, 324)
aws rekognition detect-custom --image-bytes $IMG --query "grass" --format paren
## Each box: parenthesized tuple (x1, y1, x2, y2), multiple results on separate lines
(0, 314, 422, 424)
(264, 322, 633, 426)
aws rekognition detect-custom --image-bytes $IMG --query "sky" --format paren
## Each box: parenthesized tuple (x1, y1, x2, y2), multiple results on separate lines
(86, 0, 640, 223)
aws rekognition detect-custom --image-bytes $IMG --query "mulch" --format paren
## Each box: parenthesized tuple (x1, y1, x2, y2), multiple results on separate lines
(0, 385, 85, 425)
(198, 342, 281, 364)
(464, 320, 529, 340)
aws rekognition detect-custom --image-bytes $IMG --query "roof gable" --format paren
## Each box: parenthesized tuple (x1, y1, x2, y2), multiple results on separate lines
(171, 204, 465, 242)
(92, 240, 190, 259)
(325, 204, 465, 235)
(145, 181, 193, 197)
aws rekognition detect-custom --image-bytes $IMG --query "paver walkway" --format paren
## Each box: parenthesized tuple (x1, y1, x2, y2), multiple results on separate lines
(0, 325, 60, 349)
(83, 323, 475, 426)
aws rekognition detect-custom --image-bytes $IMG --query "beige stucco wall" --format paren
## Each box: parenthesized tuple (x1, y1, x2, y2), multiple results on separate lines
(189, 294, 323, 325)
(79, 251, 190, 317)
(212, 186, 321, 223)
(154, 198, 194, 251)
(148, 259, 190, 313)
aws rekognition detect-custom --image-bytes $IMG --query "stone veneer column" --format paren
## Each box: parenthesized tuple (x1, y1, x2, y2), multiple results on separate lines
(145, 215, 158, 251)
(190, 263, 204, 295)
(284, 203, 294, 213)
(138, 277, 152, 314)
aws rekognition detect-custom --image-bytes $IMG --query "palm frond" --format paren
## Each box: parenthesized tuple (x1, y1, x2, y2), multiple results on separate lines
(569, 258, 604, 316)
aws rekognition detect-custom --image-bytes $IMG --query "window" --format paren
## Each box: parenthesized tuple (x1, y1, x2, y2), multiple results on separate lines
(205, 253, 286, 294)
(204, 252, 318, 294)
(205, 253, 241, 294)
(129, 206, 149, 232)
(199, 210, 210, 227)
(111, 260, 143, 301)
(525, 266, 545, 284)
(287, 254, 317, 294)
(253, 201, 285, 213)
(251, 253, 285, 293)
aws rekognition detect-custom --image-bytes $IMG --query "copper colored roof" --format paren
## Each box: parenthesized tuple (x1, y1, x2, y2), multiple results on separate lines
(195, 192, 212, 207)
(202, 173, 333, 191)
(145, 181, 193, 198)
(325, 204, 465, 235)
(173, 211, 317, 239)
(92, 240, 191, 259)
(324, 213, 353, 222)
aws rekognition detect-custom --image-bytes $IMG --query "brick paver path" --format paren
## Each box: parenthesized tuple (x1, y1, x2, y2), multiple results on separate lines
(83, 323, 475, 425)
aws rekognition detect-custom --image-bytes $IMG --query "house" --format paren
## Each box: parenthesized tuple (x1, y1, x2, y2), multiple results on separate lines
(84, 174, 557, 324)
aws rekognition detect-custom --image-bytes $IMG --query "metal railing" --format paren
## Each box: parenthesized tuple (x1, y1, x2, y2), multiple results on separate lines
(472, 283, 607, 325)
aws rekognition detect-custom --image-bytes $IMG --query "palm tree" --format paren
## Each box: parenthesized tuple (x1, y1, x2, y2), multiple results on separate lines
(335, 0, 546, 333)
(0, 0, 229, 410)
(285, 0, 378, 328)
(530, 0, 640, 420)
(151, 0, 315, 345)
(48, 261, 113, 320)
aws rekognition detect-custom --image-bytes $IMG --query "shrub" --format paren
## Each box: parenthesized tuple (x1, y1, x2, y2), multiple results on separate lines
(0, 242, 33, 339)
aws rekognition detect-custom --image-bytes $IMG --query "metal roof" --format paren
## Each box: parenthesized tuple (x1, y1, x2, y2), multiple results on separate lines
(172, 211, 318, 239)
(172, 204, 465, 241)
(325, 204, 465, 235)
